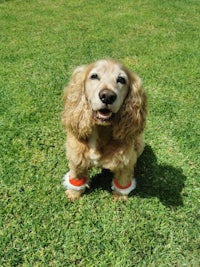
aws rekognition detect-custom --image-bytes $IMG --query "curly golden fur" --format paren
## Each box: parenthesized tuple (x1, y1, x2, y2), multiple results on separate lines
(62, 59, 147, 200)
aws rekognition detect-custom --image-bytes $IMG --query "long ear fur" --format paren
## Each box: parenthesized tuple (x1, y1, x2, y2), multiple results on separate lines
(113, 72, 147, 142)
(62, 66, 93, 139)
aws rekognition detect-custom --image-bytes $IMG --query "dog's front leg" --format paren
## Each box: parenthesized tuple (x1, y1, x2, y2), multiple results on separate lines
(63, 169, 88, 201)
(63, 136, 89, 201)
(112, 167, 136, 201)
(63, 163, 89, 201)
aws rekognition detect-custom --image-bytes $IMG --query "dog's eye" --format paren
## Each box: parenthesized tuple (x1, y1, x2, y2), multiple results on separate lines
(90, 73, 99, 80)
(117, 76, 126, 84)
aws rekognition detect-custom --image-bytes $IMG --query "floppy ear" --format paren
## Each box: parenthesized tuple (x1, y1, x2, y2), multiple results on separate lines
(113, 72, 147, 142)
(62, 65, 93, 139)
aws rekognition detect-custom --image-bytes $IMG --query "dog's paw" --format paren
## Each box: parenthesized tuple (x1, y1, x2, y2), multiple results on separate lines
(65, 189, 84, 201)
(112, 191, 128, 201)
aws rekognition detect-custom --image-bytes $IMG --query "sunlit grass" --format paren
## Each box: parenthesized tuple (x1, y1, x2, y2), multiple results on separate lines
(0, 0, 199, 266)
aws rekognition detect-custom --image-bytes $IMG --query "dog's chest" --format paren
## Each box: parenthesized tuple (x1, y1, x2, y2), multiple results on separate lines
(88, 126, 113, 166)
(88, 129, 101, 166)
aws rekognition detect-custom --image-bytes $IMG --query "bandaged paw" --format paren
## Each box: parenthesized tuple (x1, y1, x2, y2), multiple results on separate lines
(63, 172, 89, 191)
(111, 178, 136, 195)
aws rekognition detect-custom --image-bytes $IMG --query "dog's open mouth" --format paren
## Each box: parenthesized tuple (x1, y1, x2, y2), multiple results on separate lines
(94, 109, 113, 123)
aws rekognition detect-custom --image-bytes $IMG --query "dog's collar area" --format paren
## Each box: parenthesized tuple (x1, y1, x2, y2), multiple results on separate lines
(112, 178, 136, 195)
(63, 172, 88, 191)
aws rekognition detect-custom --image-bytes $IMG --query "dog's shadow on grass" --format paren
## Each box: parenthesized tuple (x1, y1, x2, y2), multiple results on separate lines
(89, 145, 186, 207)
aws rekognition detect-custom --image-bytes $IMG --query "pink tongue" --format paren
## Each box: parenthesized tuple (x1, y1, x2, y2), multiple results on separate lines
(98, 110, 112, 119)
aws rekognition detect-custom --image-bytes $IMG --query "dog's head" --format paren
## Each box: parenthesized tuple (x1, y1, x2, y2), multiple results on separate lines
(63, 59, 147, 140)
(84, 59, 130, 125)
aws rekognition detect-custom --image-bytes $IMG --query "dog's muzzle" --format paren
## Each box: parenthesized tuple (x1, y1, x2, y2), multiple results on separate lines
(93, 109, 114, 124)
(99, 89, 117, 105)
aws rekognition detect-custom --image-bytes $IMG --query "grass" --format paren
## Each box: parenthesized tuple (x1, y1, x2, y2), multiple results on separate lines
(0, 0, 199, 266)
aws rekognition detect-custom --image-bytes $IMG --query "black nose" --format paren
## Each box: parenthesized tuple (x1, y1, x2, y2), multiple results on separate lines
(99, 89, 117, 105)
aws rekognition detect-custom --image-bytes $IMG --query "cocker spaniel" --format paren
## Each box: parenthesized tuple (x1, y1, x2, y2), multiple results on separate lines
(62, 59, 147, 200)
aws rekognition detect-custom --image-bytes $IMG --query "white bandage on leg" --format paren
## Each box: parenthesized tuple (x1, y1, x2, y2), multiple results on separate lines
(63, 172, 88, 191)
(111, 178, 136, 195)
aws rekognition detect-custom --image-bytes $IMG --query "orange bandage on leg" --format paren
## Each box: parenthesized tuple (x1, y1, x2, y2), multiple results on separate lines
(63, 172, 88, 191)
(112, 178, 136, 195)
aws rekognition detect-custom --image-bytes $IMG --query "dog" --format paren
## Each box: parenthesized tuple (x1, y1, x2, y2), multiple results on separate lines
(62, 59, 147, 200)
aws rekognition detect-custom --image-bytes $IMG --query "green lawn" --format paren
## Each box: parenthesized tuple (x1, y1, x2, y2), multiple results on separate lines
(0, 0, 199, 266)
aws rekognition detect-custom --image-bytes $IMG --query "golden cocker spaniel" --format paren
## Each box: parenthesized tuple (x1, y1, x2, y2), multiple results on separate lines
(62, 59, 147, 200)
